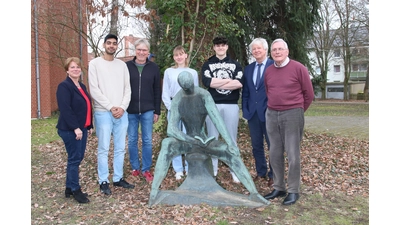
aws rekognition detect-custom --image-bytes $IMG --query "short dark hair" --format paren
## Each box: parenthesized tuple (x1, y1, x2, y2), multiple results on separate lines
(212, 36, 228, 45)
(104, 34, 118, 43)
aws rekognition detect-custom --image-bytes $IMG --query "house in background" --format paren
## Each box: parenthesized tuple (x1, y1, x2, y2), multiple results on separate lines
(308, 25, 369, 99)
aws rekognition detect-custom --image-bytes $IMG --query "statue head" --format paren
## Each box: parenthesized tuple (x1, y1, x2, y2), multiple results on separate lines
(178, 71, 194, 93)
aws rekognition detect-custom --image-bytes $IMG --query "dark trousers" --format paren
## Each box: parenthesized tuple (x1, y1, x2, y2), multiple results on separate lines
(58, 128, 88, 191)
(248, 114, 273, 178)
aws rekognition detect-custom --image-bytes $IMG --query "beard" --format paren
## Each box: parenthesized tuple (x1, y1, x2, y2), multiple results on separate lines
(104, 48, 116, 55)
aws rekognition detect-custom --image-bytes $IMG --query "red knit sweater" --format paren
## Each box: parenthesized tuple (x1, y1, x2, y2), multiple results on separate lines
(264, 60, 314, 111)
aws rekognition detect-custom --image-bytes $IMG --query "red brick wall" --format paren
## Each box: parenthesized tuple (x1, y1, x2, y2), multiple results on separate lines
(31, 0, 88, 118)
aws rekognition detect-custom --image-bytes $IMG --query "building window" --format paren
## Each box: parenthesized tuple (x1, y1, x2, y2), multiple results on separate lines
(334, 49, 340, 58)
(352, 48, 360, 55)
(327, 87, 344, 92)
(352, 63, 368, 72)
(334, 65, 340, 73)
(360, 63, 368, 71)
(315, 67, 321, 75)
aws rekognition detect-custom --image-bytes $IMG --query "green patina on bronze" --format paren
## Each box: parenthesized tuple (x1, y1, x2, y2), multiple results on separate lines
(149, 71, 270, 207)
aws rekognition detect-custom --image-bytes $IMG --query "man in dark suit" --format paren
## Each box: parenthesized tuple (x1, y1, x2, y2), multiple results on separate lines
(242, 37, 274, 187)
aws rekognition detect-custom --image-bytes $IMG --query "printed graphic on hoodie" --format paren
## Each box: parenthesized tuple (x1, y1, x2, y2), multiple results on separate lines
(204, 62, 243, 95)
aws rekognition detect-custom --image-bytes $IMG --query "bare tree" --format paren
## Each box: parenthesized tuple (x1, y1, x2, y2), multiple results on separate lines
(332, 0, 369, 100)
(310, 0, 340, 99)
(86, 0, 149, 58)
(356, 0, 369, 102)
(34, 0, 150, 63)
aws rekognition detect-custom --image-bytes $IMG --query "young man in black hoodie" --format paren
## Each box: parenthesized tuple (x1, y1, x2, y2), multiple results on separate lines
(201, 36, 244, 183)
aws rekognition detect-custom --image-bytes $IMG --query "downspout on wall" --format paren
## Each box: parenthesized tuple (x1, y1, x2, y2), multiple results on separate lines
(34, 0, 41, 118)
(79, 0, 83, 82)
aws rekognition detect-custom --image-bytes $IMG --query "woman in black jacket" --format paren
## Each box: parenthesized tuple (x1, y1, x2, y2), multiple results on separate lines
(56, 57, 93, 203)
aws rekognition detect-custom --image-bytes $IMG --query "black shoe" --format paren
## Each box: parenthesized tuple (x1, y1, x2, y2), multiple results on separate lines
(100, 181, 112, 195)
(113, 178, 135, 189)
(263, 189, 287, 200)
(65, 188, 88, 198)
(72, 188, 90, 203)
(283, 193, 300, 205)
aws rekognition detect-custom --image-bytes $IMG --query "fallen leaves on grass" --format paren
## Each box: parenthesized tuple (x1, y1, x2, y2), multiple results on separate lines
(31, 122, 368, 224)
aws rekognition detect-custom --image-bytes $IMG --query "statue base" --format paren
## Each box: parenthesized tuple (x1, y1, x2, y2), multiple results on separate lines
(151, 152, 269, 208)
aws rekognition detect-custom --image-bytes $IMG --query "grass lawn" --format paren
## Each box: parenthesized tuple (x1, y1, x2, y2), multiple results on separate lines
(31, 101, 369, 224)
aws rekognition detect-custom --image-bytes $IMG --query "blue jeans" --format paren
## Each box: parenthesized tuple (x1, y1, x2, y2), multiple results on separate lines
(128, 110, 154, 172)
(167, 110, 188, 173)
(58, 128, 88, 191)
(94, 111, 128, 184)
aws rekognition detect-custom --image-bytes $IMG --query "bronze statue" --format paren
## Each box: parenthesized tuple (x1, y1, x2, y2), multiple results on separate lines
(149, 71, 269, 207)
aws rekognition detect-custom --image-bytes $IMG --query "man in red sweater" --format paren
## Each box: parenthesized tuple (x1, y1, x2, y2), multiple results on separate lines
(263, 38, 314, 205)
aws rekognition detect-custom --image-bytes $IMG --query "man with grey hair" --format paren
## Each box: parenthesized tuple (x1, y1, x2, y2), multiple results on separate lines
(242, 37, 274, 186)
(126, 38, 162, 183)
(263, 38, 314, 205)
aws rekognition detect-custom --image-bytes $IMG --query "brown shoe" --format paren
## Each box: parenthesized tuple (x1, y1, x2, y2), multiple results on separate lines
(267, 178, 274, 187)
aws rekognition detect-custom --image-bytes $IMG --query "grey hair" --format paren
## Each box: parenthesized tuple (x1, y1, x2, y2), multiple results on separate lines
(271, 38, 288, 49)
(134, 38, 150, 51)
(249, 38, 269, 51)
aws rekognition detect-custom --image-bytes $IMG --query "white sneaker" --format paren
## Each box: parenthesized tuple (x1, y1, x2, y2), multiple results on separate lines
(231, 172, 240, 183)
(175, 172, 184, 180)
(212, 157, 218, 176)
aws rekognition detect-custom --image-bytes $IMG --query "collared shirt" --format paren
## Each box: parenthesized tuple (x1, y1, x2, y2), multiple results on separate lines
(253, 58, 269, 84)
(274, 57, 290, 68)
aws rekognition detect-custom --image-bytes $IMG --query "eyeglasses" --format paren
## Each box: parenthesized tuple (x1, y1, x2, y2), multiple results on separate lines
(136, 48, 149, 52)
(271, 48, 287, 53)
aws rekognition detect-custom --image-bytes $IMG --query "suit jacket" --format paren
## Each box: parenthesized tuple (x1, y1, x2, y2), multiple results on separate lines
(242, 58, 274, 122)
(56, 76, 93, 131)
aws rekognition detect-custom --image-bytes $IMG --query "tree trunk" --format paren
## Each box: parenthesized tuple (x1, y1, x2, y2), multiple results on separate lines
(363, 65, 369, 102)
(110, 0, 119, 35)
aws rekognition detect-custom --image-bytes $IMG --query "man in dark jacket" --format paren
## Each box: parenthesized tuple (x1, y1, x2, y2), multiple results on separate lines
(242, 37, 274, 187)
(126, 38, 162, 182)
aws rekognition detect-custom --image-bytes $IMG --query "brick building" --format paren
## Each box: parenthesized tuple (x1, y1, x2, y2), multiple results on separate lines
(31, 0, 88, 119)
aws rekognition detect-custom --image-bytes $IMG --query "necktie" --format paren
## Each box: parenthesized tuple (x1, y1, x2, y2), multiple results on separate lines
(255, 63, 262, 89)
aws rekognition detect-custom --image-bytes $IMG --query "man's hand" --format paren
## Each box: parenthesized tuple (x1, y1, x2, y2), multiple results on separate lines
(111, 107, 124, 119)
(153, 114, 159, 123)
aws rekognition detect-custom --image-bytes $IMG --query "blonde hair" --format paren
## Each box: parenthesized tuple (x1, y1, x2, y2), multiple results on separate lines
(172, 46, 189, 68)
(64, 57, 82, 71)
